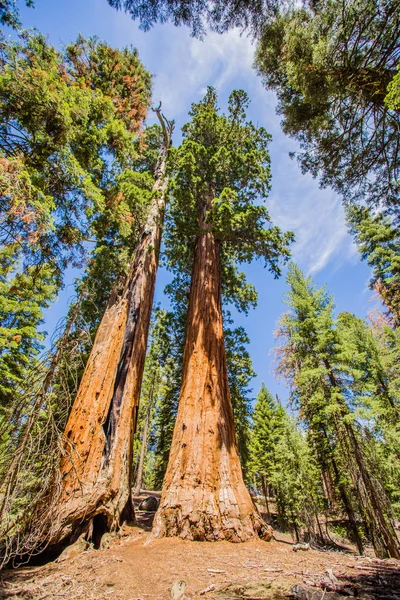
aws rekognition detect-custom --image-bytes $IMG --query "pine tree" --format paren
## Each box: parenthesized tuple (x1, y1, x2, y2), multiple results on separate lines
(346, 205, 400, 325)
(269, 412, 324, 543)
(248, 385, 324, 541)
(276, 263, 400, 558)
(254, 0, 400, 216)
(153, 88, 292, 542)
(338, 311, 400, 516)
(248, 384, 281, 513)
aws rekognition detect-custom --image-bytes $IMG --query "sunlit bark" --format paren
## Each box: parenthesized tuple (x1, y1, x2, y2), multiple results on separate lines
(50, 112, 173, 546)
(153, 195, 272, 542)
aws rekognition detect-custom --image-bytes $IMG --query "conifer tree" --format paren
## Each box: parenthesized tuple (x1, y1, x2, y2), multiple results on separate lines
(276, 264, 400, 558)
(254, 0, 400, 217)
(248, 384, 324, 541)
(346, 205, 400, 325)
(337, 311, 400, 516)
(153, 88, 293, 542)
(248, 384, 280, 512)
(269, 411, 324, 543)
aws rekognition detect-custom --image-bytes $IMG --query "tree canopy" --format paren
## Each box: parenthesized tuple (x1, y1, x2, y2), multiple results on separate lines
(255, 0, 400, 218)
(165, 87, 293, 314)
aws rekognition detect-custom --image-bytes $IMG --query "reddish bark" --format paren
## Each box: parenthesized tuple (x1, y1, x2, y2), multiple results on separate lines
(50, 113, 173, 546)
(153, 197, 272, 543)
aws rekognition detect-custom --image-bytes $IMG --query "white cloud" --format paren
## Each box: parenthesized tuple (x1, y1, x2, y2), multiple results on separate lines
(268, 163, 358, 275)
(108, 6, 358, 275)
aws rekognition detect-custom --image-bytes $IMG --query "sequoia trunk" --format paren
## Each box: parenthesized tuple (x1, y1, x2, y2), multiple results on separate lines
(49, 114, 173, 546)
(153, 196, 272, 542)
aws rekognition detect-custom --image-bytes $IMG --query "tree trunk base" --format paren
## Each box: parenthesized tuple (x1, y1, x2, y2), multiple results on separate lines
(48, 486, 135, 553)
(153, 500, 272, 542)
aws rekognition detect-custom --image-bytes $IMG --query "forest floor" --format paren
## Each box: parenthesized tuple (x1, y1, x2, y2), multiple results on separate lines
(1, 493, 400, 600)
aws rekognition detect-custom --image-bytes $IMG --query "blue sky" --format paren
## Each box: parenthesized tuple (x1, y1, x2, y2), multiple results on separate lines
(17, 0, 375, 401)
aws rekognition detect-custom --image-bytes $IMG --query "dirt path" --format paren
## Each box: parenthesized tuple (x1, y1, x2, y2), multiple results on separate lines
(2, 526, 400, 600)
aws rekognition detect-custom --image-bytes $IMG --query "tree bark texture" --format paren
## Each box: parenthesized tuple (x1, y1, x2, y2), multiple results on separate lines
(153, 197, 272, 543)
(49, 117, 173, 546)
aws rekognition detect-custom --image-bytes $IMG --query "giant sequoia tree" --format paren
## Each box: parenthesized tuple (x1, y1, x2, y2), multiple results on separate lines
(47, 110, 173, 547)
(152, 88, 292, 542)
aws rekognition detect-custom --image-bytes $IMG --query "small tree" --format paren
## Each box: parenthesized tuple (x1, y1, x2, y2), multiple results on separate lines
(248, 384, 281, 513)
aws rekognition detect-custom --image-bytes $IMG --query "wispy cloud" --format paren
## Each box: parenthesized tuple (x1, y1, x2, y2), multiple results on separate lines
(109, 7, 358, 274)
(268, 163, 358, 275)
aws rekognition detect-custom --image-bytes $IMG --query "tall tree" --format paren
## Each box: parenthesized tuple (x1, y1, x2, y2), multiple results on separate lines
(254, 0, 400, 218)
(153, 88, 293, 542)
(346, 205, 400, 326)
(276, 264, 400, 558)
(337, 311, 400, 516)
(0, 34, 151, 402)
(48, 109, 173, 548)
(268, 410, 324, 543)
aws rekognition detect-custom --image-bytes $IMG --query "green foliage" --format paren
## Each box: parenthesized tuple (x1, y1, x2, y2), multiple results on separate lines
(165, 87, 293, 313)
(0, 248, 57, 406)
(346, 205, 400, 325)
(248, 383, 282, 485)
(269, 414, 323, 540)
(385, 64, 400, 111)
(0, 32, 151, 274)
(336, 311, 400, 515)
(0, 0, 34, 28)
(275, 263, 399, 557)
(107, 0, 281, 37)
(0, 32, 152, 402)
(248, 383, 324, 540)
(255, 0, 400, 217)
(146, 307, 185, 489)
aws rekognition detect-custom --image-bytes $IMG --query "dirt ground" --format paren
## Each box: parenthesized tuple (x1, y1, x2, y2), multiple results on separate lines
(1, 494, 400, 600)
